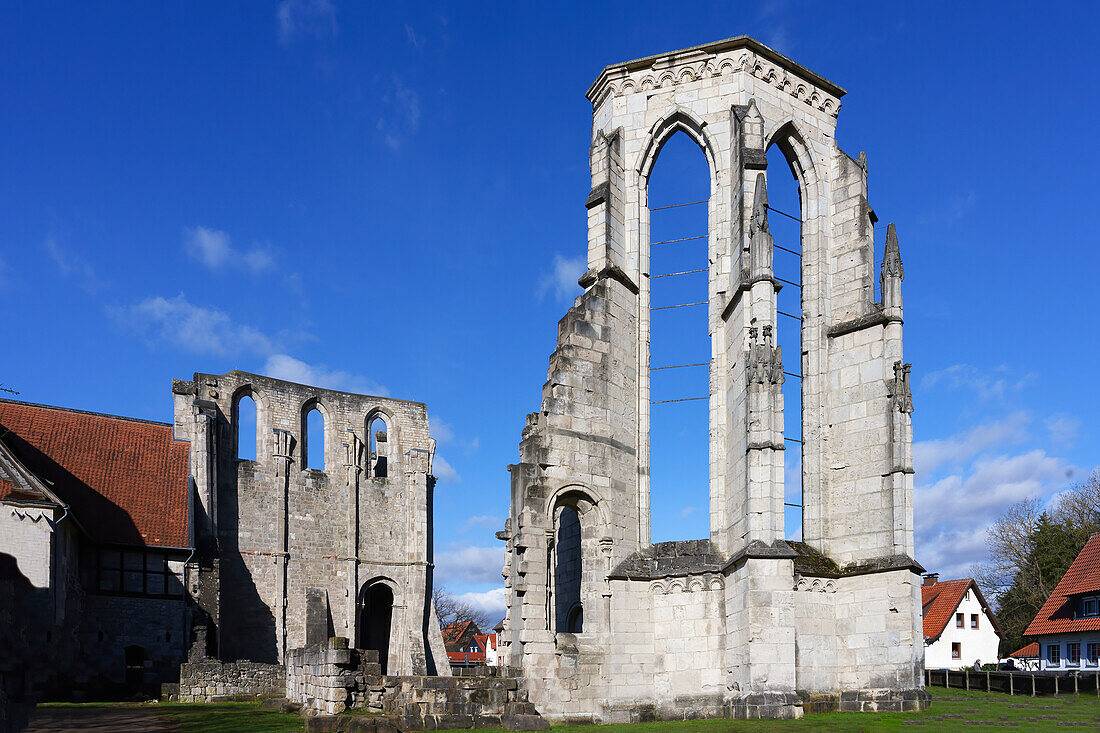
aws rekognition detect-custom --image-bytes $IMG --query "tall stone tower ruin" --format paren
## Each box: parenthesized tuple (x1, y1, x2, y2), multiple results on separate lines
(499, 36, 926, 722)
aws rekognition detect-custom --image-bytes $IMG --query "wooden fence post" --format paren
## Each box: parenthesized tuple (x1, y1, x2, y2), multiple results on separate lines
(1054, 675, 1059, 696)
(1009, 672, 1013, 696)
(965, 669, 970, 690)
(986, 670, 990, 692)
(1032, 674, 1036, 697)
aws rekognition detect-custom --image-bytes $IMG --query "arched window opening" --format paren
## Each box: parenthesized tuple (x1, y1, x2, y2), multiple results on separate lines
(554, 506, 582, 633)
(359, 582, 393, 674)
(647, 130, 711, 542)
(765, 140, 804, 541)
(305, 406, 325, 470)
(235, 394, 257, 461)
(367, 414, 389, 478)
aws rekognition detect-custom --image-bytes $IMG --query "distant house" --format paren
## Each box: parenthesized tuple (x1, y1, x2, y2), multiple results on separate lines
(1024, 533, 1100, 671)
(442, 620, 484, 669)
(1007, 642, 1040, 671)
(475, 633, 500, 667)
(921, 574, 1003, 669)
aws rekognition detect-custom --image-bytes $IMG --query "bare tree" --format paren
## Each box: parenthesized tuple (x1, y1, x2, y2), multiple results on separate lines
(433, 586, 492, 632)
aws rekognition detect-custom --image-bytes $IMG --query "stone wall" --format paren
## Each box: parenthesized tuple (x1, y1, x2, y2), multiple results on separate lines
(172, 370, 449, 676)
(286, 638, 545, 730)
(178, 658, 285, 702)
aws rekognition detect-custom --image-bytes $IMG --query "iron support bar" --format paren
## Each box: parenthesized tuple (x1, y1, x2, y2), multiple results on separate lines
(778, 310, 803, 322)
(783, 371, 802, 380)
(774, 243, 801, 256)
(650, 268, 707, 279)
(784, 436, 804, 444)
(652, 301, 707, 311)
(775, 276, 801, 288)
(651, 200, 707, 211)
(765, 203, 801, 223)
(651, 362, 709, 371)
(651, 235, 707, 246)
(651, 396, 709, 404)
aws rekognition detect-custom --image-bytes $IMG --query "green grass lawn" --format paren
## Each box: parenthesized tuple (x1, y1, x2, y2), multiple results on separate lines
(35, 688, 1100, 732)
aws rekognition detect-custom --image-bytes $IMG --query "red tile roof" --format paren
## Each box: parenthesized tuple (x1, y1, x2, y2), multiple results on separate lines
(446, 650, 485, 664)
(1025, 533, 1100, 637)
(0, 399, 190, 548)
(921, 577, 1002, 642)
(1009, 642, 1039, 658)
(442, 620, 479, 646)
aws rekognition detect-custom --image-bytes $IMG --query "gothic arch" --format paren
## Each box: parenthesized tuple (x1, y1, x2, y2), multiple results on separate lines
(231, 385, 265, 462)
(300, 397, 331, 471)
(637, 107, 721, 181)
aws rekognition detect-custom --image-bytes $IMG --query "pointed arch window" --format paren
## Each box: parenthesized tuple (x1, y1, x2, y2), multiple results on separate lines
(367, 414, 389, 478)
(235, 393, 258, 461)
(304, 405, 326, 470)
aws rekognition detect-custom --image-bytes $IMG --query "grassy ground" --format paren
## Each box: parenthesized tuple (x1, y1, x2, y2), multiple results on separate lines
(32, 688, 1100, 732)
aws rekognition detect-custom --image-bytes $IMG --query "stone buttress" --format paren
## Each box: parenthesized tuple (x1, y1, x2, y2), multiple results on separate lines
(500, 36, 927, 723)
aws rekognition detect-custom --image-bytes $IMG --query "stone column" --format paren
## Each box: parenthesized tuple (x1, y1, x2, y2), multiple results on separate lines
(342, 430, 364, 642)
(272, 428, 294, 661)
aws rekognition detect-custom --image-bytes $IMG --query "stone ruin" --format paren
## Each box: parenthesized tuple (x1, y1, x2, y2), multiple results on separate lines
(497, 35, 928, 722)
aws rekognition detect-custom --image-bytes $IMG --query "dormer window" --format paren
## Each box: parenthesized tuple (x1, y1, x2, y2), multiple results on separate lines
(1082, 597, 1099, 617)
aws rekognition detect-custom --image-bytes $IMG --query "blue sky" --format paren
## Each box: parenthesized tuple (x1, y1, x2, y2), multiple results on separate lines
(3, 2, 1098, 619)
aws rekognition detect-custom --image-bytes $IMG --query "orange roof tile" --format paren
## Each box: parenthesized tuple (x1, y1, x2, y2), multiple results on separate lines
(1025, 533, 1100, 637)
(0, 399, 190, 548)
(921, 577, 1002, 642)
(1009, 642, 1039, 658)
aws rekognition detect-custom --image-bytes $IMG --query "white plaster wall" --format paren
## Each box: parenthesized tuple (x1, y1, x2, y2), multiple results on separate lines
(1037, 634, 1100, 671)
(924, 591, 1001, 670)
(0, 504, 55, 588)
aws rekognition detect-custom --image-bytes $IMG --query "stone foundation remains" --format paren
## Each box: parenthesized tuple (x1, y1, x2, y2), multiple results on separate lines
(178, 658, 286, 702)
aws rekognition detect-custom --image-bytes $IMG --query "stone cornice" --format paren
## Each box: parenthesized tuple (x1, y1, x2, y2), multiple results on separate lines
(587, 35, 845, 116)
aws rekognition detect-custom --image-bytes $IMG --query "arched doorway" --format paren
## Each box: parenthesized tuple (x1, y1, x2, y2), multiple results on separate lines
(359, 583, 393, 674)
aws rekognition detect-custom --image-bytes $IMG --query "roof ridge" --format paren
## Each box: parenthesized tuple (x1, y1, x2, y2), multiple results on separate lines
(0, 397, 173, 428)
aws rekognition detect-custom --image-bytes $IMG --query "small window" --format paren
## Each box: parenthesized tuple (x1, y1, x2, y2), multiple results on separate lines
(1083, 597, 1099, 617)
(951, 642, 961, 659)
(956, 612, 964, 628)
(1087, 643, 1100, 663)
(305, 407, 325, 470)
(963, 590, 969, 601)
(1068, 642, 1081, 665)
(1048, 644, 1061, 664)
(971, 614, 979, 629)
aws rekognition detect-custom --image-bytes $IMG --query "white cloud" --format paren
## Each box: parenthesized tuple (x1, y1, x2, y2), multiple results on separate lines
(1046, 414, 1081, 446)
(914, 411, 1030, 477)
(538, 253, 586, 303)
(404, 23, 423, 48)
(678, 506, 695, 519)
(461, 515, 502, 534)
(44, 238, 108, 294)
(109, 293, 275, 356)
(262, 353, 387, 395)
(276, 0, 336, 45)
(920, 364, 1035, 402)
(430, 415, 479, 454)
(376, 77, 421, 151)
(452, 587, 507, 622)
(433, 455, 460, 483)
(918, 190, 976, 226)
(183, 226, 275, 275)
(435, 544, 505, 585)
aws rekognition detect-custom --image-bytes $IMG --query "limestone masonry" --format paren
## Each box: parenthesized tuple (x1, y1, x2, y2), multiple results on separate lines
(498, 35, 928, 722)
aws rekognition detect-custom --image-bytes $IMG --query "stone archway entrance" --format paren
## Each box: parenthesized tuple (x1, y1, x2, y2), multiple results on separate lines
(358, 583, 393, 675)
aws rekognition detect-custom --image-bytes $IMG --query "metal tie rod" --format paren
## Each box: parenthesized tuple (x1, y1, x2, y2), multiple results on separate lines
(778, 310, 803, 322)
(784, 371, 803, 380)
(774, 243, 801, 257)
(784, 502, 803, 508)
(651, 396, 709, 404)
(651, 362, 709, 371)
(764, 203, 801, 223)
(651, 234, 707, 246)
(650, 268, 707, 279)
(785, 436, 804, 445)
(775, 276, 801, 288)
(651, 200, 707, 211)
(652, 301, 707, 311)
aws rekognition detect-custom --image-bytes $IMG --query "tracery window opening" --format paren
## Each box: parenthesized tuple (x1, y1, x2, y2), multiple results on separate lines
(765, 144, 805, 542)
(646, 132, 711, 542)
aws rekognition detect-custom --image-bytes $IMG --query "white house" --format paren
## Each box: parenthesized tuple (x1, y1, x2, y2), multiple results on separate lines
(922, 575, 1003, 670)
(1025, 533, 1100, 671)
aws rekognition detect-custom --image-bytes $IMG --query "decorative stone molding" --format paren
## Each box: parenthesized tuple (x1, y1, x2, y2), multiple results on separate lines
(794, 575, 837, 593)
(747, 326, 784, 386)
(889, 361, 914, 414)
(586, 36, 844, 117)
(648, 572, 724, 595)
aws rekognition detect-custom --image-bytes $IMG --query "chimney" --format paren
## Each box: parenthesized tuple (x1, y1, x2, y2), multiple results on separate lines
(922, 573, 939, 587)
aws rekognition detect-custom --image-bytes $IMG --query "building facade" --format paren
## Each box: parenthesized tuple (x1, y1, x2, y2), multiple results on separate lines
(920, 575, 1003, 670)
(1026, 533, 1100, 671)
(172, 370, 449, 677)
(499, 36, 926, 722)
(0, 400, 191, 701)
